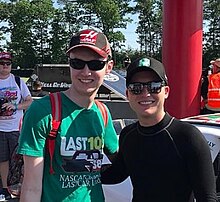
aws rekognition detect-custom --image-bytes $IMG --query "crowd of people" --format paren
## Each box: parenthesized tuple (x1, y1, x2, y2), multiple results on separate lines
(0, 29, 219, 202)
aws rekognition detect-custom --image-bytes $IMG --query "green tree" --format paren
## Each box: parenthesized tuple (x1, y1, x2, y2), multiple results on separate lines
(0, 0, 55, 68)
(31, 0, 55, 64)
(1, 0, 218, 70)
(134, 0, 162, 58)
(58, 0, 133, 65)
(0, 0, 38, 68)
(91, 0, 132, 64)
(49, 8, 69, 63)
(203, 0, 220, 68)
(0, 1, 9, 49)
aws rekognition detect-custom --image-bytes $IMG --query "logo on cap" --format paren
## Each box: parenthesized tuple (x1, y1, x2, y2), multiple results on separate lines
(139, 58, 150, 67)
(80, 30, 98, 45)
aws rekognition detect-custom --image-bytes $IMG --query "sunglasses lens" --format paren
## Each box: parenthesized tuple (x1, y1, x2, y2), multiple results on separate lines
(0, 62, 11, 66)
(148, 82, 163, 93)
(128, 83, 144, 95)
(70, 59, 106, 71)
(128, 82, 164, 95)
(89, 61, 106, 70)
(69, 59, 85, 69)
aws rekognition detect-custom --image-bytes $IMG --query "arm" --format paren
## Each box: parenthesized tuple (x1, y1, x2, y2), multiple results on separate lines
(101, 151, 128, 184)
(20, 156, 44, 202)
(106, 152, 118, 163)
(201, 76, 208, 100)
(101, 128, 129, 184)
(102, 108, 119, 163)
(184, 126, 217, 201)
(190, 144, 217, 202)
(18, 95, 33, 110)
(20, 79, 33, 110)
(2, 95, 32, 112)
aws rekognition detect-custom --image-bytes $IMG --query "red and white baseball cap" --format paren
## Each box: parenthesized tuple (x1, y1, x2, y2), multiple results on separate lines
(66, 29, 112, 59)
(0, 52, 12, 61)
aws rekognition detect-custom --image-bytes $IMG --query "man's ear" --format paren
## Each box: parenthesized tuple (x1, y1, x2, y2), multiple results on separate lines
(105, 60, 114, 74)
(164, 86, 170, 99)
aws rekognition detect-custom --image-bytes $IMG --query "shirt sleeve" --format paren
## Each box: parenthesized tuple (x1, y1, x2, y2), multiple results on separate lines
(18, 98, 51, 157)
(101, 128, 129, 184)
(173, 122, 217, 201)
(103, 107, 119, 155)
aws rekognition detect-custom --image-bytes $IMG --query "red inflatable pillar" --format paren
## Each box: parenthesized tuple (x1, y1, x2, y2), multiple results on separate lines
(162, 0, 203, 119)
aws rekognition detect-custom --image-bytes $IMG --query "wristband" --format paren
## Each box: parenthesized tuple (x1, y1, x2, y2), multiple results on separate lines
(14, 103, 18, 110)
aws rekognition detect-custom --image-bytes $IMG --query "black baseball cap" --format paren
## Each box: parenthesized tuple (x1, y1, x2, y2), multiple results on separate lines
(66, 29, 112, 59)
(126, 56, 168, 86)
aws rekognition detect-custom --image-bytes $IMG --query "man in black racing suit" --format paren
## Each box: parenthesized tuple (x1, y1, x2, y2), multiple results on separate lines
(101, 56, 217, 202)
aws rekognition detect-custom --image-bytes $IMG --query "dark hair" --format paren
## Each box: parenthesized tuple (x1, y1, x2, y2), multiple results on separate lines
(32, 81, 42, 91)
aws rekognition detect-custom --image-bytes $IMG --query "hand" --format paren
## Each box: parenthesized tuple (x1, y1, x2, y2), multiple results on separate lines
(2, 103, 17, 111)
(203, 99, 208, 105)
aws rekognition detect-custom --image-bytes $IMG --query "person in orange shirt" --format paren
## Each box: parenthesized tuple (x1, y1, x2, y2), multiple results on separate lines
(201, 58, 220, 114)
(201, 58, 220, 194)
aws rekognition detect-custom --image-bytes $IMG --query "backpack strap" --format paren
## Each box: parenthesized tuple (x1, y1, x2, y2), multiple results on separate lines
(95, 100, 108, 127)
(47, 92, 62, 174)
(15, 76, 21, 89)
(15, 76, 22, 103)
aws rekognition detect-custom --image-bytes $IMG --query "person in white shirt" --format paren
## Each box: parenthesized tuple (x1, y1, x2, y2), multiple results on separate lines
(0, 52, 32, 200)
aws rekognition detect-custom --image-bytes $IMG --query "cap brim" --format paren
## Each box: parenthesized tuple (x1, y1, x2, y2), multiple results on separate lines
(0, 57, 12, 61)
(66, 44, 108, 58)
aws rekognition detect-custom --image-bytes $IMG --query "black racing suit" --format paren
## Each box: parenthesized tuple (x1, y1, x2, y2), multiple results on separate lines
(101, 113, 217, 202)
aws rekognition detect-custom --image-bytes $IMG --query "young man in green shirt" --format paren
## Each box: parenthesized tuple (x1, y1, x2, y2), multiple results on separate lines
(18, 29, 118, 202)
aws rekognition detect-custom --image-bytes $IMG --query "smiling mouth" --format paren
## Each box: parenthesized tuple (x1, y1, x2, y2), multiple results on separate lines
(80, 79, 93, 83)
(139, 100, 155, 105)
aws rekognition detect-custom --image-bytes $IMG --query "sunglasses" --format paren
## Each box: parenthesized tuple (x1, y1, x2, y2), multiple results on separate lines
(0, 61, 12, 66)
(69, 58, 107, 71)
(128, 81, 166, 95)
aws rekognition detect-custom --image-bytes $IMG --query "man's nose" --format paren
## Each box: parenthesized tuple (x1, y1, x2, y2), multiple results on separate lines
(81, 64, 92, 75)
(141, 87, 151, 96)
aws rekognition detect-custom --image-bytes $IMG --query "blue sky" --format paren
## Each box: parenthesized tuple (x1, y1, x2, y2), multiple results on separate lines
(117, 1, 139, 50)
(120, 14, 139, 50)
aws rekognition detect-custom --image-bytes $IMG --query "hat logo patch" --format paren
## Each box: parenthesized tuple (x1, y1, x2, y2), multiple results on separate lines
(139, 58, 150, 67)
(80, 30, 98, 44)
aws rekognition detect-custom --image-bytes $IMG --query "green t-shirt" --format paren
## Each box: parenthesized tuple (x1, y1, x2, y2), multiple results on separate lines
(18, 93, 118, 202)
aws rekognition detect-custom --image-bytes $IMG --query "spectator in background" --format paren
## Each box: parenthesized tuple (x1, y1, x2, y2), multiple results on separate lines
(31, 80, 49, 97)
(201, 58, 220, 194)
(123, 55, 131, 69)
(0, 52, 32, 200)
(201, 58, 220, 114)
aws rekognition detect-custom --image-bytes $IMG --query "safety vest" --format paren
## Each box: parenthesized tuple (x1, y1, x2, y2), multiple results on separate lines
(206, 72, 220, 111)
